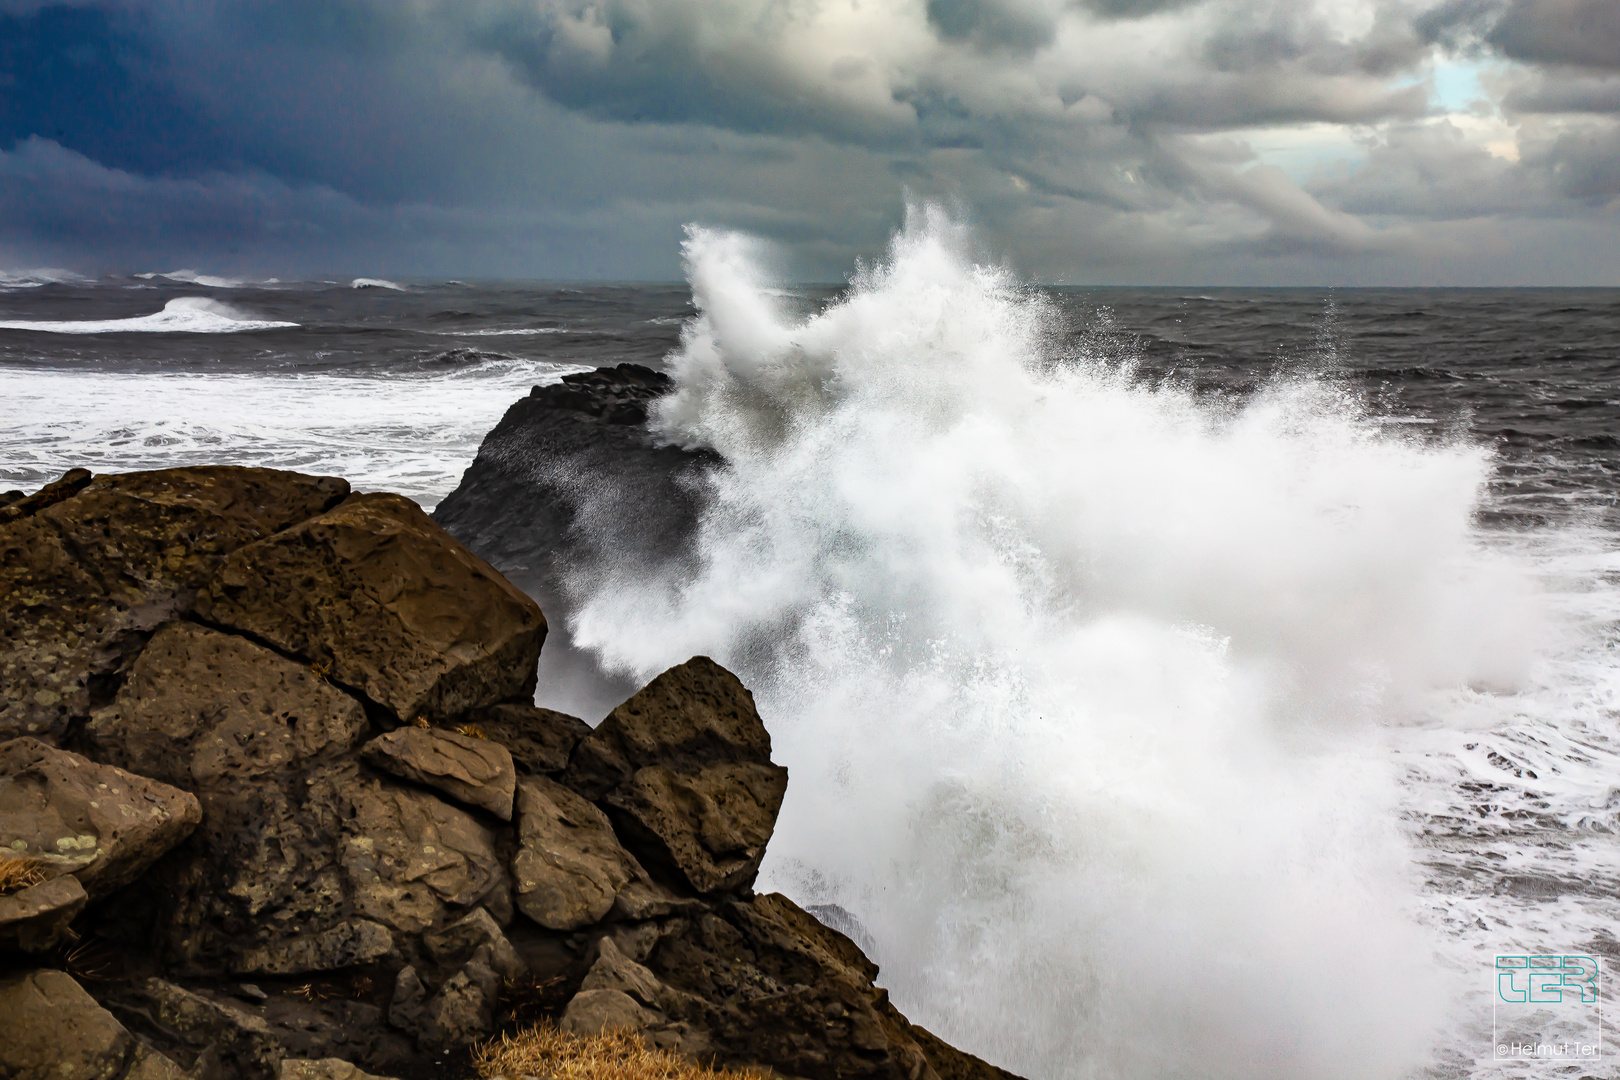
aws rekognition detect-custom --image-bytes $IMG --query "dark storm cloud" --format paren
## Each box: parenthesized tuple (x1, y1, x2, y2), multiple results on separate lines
(0, 0, 1616, 283)
(1489, 0, 1620, 70)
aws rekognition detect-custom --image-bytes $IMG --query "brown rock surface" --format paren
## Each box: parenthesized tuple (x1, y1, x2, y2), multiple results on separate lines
(0, 467, 348, 743)
(0, 968, 188, 1080)
(0, 871, 87, 951)
(0, 737, 201, 900)
(193, 492, 545, 723)
(511, 775, 646, 931)
(563, 657, 788, 894)
(360, 727, 516, 820)
(86, 621, 369, 788)
(461, 702, 591, 775)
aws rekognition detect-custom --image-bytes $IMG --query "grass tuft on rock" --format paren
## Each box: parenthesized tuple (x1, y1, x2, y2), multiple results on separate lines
(473, 1024, 763, 1080)
(0, 853, 48, 894)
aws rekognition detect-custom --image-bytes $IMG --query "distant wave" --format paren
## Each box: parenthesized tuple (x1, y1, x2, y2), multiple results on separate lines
(136, 269, 247, 288)
(0, 268, 86, 289)
(0, 297, 298, 334)
(443, 327, 569, 336)
(352, 278, 406, 291)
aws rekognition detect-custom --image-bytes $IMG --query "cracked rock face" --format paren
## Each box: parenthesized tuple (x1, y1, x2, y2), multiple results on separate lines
(563, 657, 789, 895)
(0, 969, 189, 1080)
(0, 464, 1022, 1080)
(0, 737, 201, 901)
(359, 727, 516, 821)
(0, 467, 349, 744)
(86, 621, 370, 789)
(193, 492, 546, 724)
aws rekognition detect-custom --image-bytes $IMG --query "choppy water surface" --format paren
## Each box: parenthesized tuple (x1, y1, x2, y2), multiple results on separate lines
(2, 243, 1619, 1080)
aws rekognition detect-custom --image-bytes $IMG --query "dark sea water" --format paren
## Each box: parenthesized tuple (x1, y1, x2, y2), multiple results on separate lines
(4, 273, 1620, 1080)
(4, 279, 1616, 525)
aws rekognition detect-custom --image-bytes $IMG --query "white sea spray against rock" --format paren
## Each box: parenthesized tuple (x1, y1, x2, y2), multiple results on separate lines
(565, 207, 1554, 1079)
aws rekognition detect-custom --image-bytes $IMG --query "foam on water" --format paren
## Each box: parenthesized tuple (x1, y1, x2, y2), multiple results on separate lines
(0, 297, 297, 334)
(561, 208, 1620, 1078)
(352, 277, 407, 291)
(0, 355, 582, 507)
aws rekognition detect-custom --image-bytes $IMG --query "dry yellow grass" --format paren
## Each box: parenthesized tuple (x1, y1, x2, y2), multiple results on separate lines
(0, 853, 48, 895)
(473, 1024, 764, 1080)
(453, 723, 488, 740)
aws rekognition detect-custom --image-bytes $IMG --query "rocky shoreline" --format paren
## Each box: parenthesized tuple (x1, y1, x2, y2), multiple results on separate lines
(0, 462, 1019, 1080)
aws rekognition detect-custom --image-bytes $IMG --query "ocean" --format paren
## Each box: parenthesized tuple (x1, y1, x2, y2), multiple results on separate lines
(3, 231, 1619, 1080)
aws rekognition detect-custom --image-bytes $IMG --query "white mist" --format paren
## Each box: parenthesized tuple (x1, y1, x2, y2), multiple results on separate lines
(566, 206, 1548, 1079)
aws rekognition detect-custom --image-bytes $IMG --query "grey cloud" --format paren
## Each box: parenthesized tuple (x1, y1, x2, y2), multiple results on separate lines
(1501, 71, 1620, 114)
(925, 0, 1057, 52)
(1309, 122, 1536, 218)
(1489, 0, 1620, 70)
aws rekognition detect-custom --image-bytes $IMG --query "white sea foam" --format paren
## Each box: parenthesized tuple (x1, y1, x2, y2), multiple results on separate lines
(352, 277, 406, 291)
(557, 207, 1610, 1079)
(0, 297, 297, 334)
(0, 355, 583, 509)
(135, 269, 248, 288)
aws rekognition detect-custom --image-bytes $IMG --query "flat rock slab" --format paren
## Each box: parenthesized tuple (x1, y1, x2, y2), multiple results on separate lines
(194, 492, 546, 724)
(0, 467, 348, 743)
(511, 775, 646, 931)
(0, 968, 187, 1080)
(360, 727, 515, 820)
(88, 621, 370, 789)
(0, 737, 201, 900)
(562, 657, 788, 895)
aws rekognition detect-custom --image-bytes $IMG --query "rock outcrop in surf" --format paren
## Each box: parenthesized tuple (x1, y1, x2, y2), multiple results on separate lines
(0, 465, 1017, 1080)
(431, 363, 712, 604)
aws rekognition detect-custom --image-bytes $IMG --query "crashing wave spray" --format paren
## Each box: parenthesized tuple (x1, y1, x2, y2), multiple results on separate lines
(566, 206, 1546, 1079)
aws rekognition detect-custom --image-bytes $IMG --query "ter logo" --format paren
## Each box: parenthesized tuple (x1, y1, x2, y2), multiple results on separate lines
(1497, 956, 1599, 1004)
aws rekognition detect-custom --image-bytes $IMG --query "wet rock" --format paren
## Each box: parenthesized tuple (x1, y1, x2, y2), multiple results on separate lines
(0, 871, 87, 951)
(562, 657, 788, 895)
(193, 492, 545, 724)
(0, 968, 187, 1080)
(423, 906, 526, 981)
(86, 621, 370, 789)
(432, 364, 715, 594)
(0, 467, 348, 743)
(0, 737, 201, 900)
(643, 893, 934, 1079)
(511, 775, 646, 931)
(460, 703, 591, 775)
(559, 988, 660, 1036)
(418, 949, 501, 1050)
(0, 466, 92, 525)
(360, 727, 515, 820)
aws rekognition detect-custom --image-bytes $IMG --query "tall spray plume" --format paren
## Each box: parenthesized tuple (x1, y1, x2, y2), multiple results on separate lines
(565, 206, 1545, 1079)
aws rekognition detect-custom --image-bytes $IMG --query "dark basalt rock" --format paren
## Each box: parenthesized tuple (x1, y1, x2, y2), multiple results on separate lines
(0, 465, 1020, 1080)
(431, 362, 716, 604)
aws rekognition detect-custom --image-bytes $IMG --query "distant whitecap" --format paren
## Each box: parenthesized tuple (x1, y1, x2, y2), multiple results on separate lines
(352, 278, 407, 291)
(135, 269, 248, 288)
(0, 297, 297, 334)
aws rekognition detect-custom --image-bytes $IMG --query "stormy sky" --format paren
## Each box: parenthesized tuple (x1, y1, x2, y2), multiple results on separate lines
(1, 0, 1617, 283)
